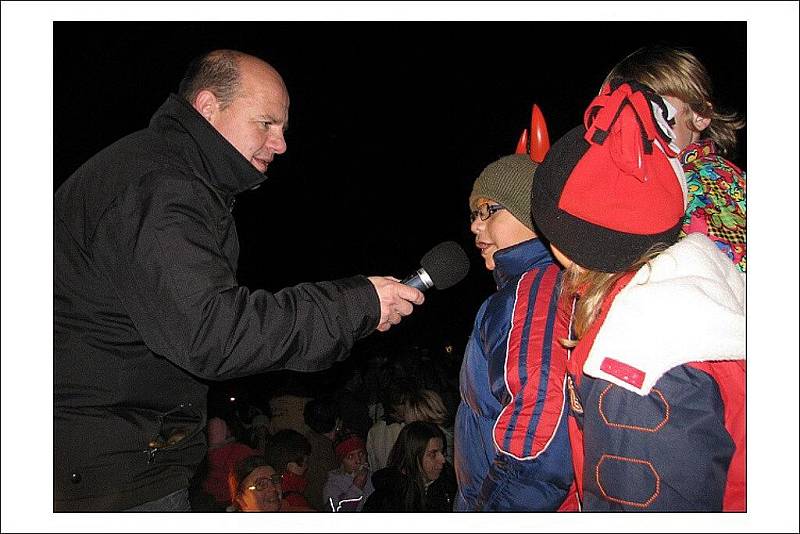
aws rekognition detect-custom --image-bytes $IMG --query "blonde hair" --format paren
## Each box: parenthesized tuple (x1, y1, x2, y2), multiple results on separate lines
(402, 389, 448, 426)
(603, 45, 745, 156)
(559, 244, 668, 348)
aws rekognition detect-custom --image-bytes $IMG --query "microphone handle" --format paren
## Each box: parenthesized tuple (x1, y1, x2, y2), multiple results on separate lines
(401, 268, 434, 292)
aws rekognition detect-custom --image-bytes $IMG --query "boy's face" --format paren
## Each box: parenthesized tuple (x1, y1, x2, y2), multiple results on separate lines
(470, 198, 536, 271)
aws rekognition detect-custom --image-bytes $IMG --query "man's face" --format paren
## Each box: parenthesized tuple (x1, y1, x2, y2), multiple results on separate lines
(209, 59, 289, 173)
(238, 465, 282, 512)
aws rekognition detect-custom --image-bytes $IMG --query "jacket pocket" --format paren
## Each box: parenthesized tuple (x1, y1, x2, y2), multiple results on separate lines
(143, 401, 206, 464)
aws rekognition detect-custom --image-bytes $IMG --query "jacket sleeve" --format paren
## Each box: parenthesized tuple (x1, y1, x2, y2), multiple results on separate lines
(91, 173, 380, 380)
(475, 266, 574, 511)
(322, 475, 367, 512)
(579, 364, 735, 511)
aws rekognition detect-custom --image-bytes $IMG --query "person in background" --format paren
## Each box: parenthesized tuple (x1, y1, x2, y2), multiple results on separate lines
(248, 414, 271, 453)
(402, 389, 454, 465)
(333, 366, 373, 440)
(266, 389, 312, 436)
(227, 454, 314, 512)
(302, 397, 341, 510)
(454, 153, 576, 511)
(603, 44, 746, 272)
(54, 48, 424, 511)
(322, 433, 374, 512)
(531, 81, 744, 510)
(264, 429, 315, 511)
(201, 416, 257, 509)
(366, 383, 407, 471)
(364, 421, 457, 512)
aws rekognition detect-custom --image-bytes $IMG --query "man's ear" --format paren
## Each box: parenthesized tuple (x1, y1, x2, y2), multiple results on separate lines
(193, 90, 220, 123)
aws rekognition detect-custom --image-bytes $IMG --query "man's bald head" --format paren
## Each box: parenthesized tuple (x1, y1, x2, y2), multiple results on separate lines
(178, 49, 283, 111)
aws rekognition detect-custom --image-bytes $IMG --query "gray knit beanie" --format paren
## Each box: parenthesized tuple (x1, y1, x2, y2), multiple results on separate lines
(469, 154, 539, 231)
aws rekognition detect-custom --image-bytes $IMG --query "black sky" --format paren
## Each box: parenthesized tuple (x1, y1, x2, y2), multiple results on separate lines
(53, 21, 747, 361)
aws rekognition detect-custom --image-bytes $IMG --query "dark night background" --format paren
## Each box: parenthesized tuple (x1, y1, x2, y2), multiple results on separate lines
(0, 5, 790, 529)
(53, 21, 746, 398)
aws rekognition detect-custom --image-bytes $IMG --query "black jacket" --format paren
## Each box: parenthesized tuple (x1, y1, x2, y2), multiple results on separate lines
(54, 95, 380, 511)
(363, 464, 457, 512)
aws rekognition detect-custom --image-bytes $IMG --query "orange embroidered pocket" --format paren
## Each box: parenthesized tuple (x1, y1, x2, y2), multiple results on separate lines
(598, 384, 669, 432)
(596, 454, 660, 508)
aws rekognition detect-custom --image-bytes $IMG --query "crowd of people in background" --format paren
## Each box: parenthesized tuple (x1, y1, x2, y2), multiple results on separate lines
(188, 342, 461, 512)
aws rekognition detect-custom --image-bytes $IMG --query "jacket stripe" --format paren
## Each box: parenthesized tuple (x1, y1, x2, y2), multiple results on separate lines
(494, 266, 566, 459)
(523, 274, 562, 454)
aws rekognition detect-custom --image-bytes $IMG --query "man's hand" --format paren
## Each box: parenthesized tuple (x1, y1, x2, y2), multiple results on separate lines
(367, 276, 425, 332)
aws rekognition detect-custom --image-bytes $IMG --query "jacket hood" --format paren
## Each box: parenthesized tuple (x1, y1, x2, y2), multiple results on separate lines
(585, 232, 746, 395)
(149, 94, 269, 202)
(492, 238, 553, 289)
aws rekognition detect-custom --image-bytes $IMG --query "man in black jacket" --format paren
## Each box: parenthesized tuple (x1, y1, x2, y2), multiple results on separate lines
(54, 49, 424, 511)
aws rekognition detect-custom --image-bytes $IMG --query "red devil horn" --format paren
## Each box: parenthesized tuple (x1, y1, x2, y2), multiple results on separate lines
(529, 104, 550, 163)
(514, 129, 529, 154)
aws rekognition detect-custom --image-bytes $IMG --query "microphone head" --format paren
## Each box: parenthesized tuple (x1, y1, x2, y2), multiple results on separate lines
(420, 240, 470, 290)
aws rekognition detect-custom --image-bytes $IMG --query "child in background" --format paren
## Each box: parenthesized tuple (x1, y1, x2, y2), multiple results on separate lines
(322, 433, 374, 511)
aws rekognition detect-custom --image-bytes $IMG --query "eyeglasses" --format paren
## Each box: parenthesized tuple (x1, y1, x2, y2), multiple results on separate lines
(470, 203, 506, 223)
(247, 474, 283, 491)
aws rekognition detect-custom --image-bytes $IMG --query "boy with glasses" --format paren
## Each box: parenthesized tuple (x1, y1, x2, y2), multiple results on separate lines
(453, 154, 577, 511)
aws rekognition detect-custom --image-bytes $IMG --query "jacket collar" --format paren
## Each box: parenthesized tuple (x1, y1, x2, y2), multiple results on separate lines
(149, 94, 269, 205)
(679, 139, 717, 165)
(492, 238, 553, 288)
(583, 233, 745, 395)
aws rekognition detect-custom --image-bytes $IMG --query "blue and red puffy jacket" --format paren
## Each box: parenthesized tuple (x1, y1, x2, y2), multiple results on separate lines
(454, 238, 577, 511)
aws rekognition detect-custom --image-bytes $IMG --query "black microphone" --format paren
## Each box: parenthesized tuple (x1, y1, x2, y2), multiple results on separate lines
(401, 241, 470, 292)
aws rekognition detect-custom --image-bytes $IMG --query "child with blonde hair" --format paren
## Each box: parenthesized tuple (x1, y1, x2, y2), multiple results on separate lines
(531, 80, 745, 511)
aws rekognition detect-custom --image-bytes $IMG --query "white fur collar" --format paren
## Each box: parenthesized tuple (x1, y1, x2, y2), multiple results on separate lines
(584, 233, 745, 395)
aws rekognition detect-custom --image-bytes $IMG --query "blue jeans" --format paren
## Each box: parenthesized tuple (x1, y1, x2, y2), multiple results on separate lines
(124, 488, 191, 512)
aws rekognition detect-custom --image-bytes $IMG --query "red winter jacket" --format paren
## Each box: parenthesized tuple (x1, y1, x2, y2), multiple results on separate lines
(564, 236, 745, 511)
